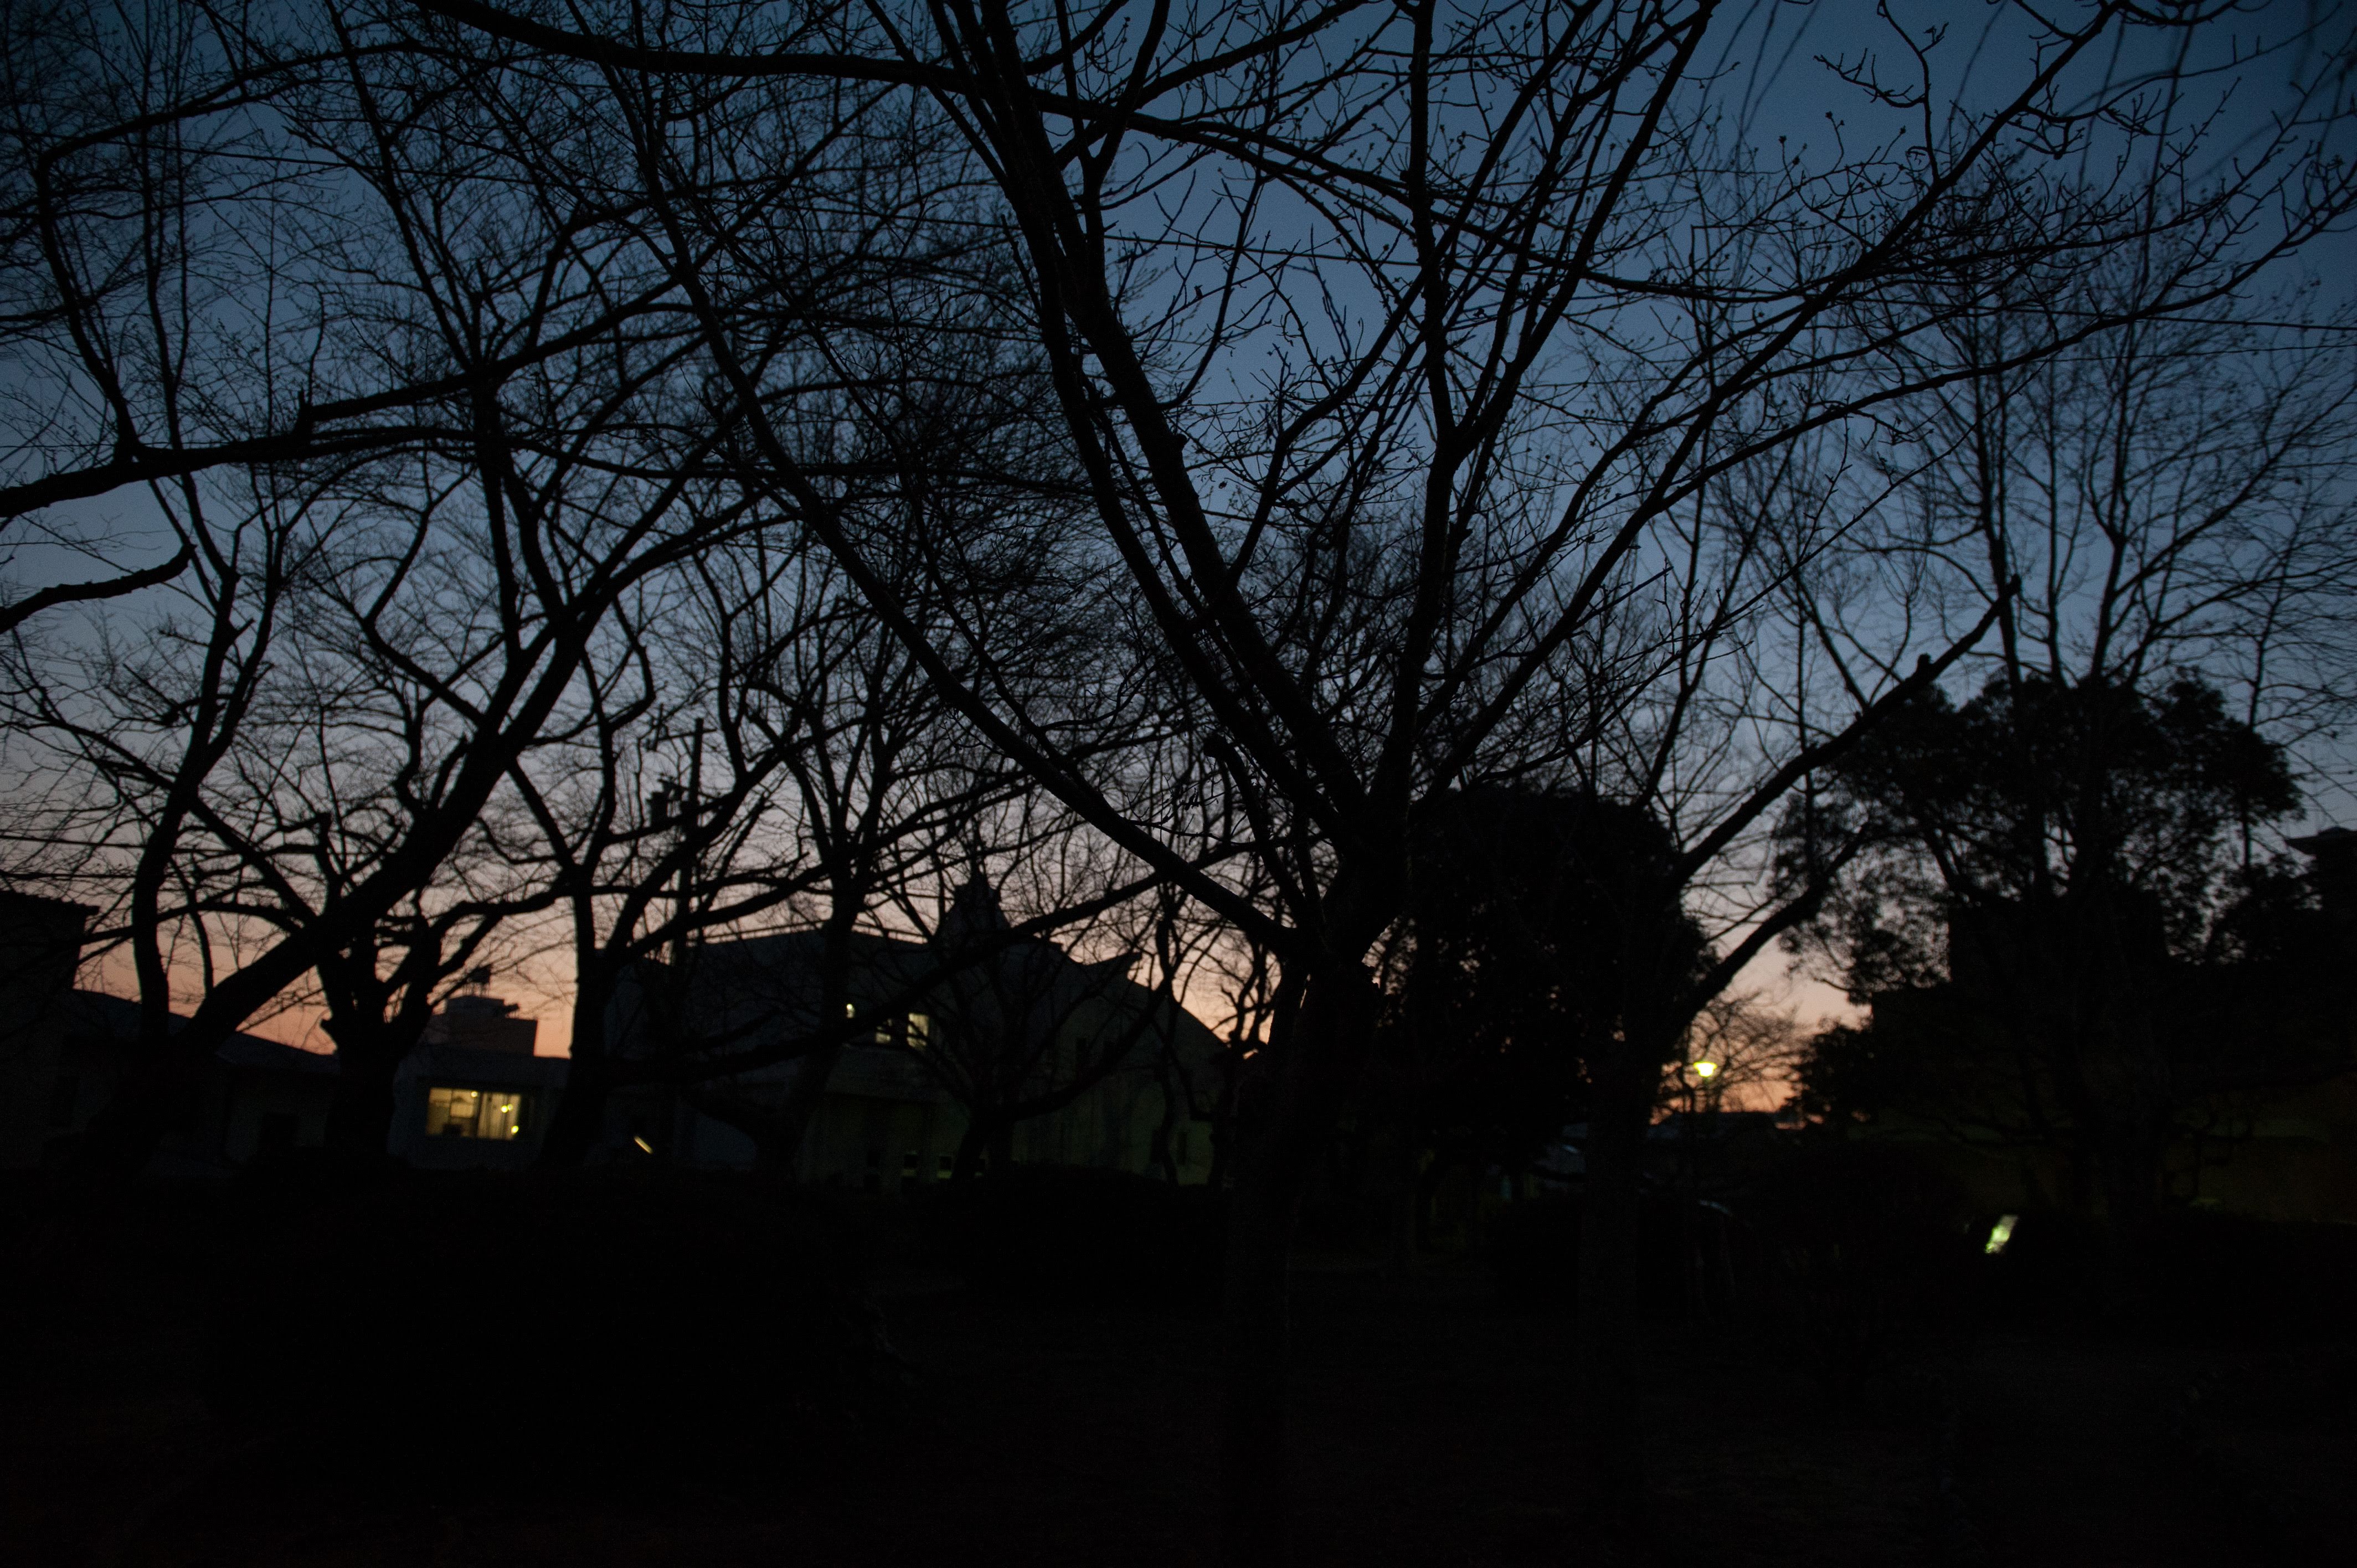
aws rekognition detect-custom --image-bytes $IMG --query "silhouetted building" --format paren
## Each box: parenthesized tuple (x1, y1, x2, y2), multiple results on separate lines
(598, 879, 1224, 1185)
(3, 983, 339, 1174)
(0, 889, 97, 1167)
(1, 881, 1221, 1182)
(0, 891, 552, 1173)
(1828, 828, 2357, 1223)
(421, 993, 538, 1055)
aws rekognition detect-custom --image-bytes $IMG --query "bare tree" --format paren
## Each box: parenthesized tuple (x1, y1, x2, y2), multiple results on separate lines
(906, 845, 1201, 1182)
(1779, 247, 2357, 1236)
(2, 3, 896, 1178)
(425, 0, 2357, 1555)
(510, 523, 1011, 1167)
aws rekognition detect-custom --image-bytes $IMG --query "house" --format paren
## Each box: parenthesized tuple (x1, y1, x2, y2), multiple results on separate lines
(598, 879, 1226, 1188)
(0, 889, 97, 1168)
(3, 880, 1226, 1185)
(1818, 828, 2357, 1224)
(388, 993, 567, 1171)
(0, 890, 341, 1171)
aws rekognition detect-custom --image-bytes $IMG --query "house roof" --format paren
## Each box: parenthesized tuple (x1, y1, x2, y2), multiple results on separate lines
(60, 989, 335, 1076)
(405, 1042, 569, 1089)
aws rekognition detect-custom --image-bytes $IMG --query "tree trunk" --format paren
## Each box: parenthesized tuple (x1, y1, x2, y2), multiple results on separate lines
(765, 1043, 843, 1178)
(323, 1036, 406, 1162)
(1147, 1062, 1182, 1183)
(321, 1002, 436, 1165)
(1220, 1157, 1296, 1566)
(536, 974, 617, 1168)
(1384, 1140, 1421, 1279)
(1574, 1031, 1663, 1541)
(1218, 960, 1378, 1568)
(950, 1114, 995, 1184)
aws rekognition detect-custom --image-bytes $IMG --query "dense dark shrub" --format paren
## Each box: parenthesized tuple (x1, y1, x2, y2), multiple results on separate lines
(1722, 1143, 1983, 1401)
(1733, 1142, 1981, 1278)
(1293, 1189, 1393, 1254)
(1982, 1208, 2357, 1338)
(1488, 1190, 1748, 1317)
(919, 1165, 1223, 1311)
(1488, 1194, 1584, 1307)
(202, 1166, 889, 1481)
(2140, 1214, 2357, 1338)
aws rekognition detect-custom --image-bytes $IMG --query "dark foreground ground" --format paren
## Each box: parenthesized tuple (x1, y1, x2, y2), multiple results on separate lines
(6, 1183, 2352, 1568)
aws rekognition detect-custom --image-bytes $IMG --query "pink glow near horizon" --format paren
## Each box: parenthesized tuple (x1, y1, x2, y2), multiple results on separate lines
(80, 920, 1855, 1110)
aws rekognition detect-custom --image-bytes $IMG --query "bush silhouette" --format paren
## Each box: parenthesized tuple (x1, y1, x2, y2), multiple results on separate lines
(920, 1165, 1223, 1310)
(202, 1167, 888, 1481)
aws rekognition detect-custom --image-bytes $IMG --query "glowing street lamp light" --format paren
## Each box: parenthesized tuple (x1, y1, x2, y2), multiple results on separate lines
(1690, 1060, 1719, 1080)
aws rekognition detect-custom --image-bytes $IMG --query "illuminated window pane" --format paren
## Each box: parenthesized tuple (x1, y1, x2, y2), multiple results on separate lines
(424, 1085, 530, 1140)
(907, 1013, 930, 1051)
(425, 1087, 476, 1137)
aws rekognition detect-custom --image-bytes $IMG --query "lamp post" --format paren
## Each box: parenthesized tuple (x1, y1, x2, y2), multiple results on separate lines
(1674, 1058, 1720, 1326)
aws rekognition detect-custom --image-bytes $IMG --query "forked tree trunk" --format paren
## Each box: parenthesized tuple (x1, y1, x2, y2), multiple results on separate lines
(320, 983, 439, 1164)
(322, 1031, 409, 1162)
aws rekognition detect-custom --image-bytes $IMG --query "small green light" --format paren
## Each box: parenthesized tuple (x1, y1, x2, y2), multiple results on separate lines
(1984, 1214, 2018, 1255)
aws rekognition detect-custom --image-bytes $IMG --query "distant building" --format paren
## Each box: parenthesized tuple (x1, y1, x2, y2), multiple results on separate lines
(1826, 827, 2357, 1224)
(2, 881, 1223, 1185)
(0, 889, 97, 1167)
(384, 988, 561, 1170)
(598, 884, 1225, 1187)
(421, 993, 538, 1055)
(0, 886, 339, 1171)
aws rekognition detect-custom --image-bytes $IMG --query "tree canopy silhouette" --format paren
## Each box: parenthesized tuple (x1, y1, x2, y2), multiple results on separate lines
(1787, 673, 2343, 1229)
(1374, 788, 1708, 1182)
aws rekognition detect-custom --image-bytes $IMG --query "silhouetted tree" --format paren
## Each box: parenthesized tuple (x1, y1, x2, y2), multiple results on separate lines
(428, 1, 2357, 1555)
(912, 868, 1197, 1181)
(1371, 789, 1701, 1206)
(1787, 673, 2333, 1232)
(2, 3, 973, 1178)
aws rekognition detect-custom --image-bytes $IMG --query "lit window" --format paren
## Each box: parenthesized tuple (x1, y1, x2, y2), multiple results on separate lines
(907, 1013, 930, 1050)
(902, 1151, 919, 1181)
(425, 1086, 529, 1140)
